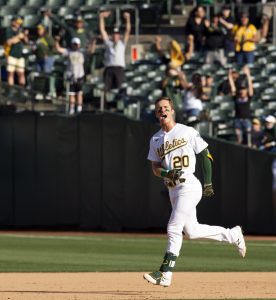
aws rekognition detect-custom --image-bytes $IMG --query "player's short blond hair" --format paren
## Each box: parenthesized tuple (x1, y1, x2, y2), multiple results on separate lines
(155, 97, 175, 109)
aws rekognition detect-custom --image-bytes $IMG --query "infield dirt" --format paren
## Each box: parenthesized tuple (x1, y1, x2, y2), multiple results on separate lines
(0, 272, 275, 300)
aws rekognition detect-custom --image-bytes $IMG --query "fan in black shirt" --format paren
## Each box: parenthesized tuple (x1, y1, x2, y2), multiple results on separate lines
(229, 65, 254, 145)
(185, 6, 209, 52)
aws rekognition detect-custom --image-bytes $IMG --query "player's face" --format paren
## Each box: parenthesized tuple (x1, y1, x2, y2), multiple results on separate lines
(155, 100, 174, 125)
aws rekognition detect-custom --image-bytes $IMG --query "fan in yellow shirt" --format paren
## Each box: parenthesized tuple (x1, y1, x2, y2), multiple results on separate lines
(232, 12, 258, 65)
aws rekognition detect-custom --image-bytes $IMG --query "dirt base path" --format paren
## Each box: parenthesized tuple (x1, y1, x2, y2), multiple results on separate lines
(0, 272, 275, 300)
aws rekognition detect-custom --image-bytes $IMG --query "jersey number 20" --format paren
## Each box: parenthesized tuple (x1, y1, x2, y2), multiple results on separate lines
(173, 155, 189, 169)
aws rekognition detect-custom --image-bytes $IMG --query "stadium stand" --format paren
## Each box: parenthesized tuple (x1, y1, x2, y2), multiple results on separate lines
(0, 0, 276, 147)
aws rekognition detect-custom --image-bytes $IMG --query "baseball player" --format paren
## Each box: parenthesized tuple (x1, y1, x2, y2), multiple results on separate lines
(143, 96, 246, 287)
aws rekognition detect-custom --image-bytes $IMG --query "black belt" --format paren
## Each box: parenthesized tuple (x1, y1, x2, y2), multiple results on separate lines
(166, 178, 186, 188)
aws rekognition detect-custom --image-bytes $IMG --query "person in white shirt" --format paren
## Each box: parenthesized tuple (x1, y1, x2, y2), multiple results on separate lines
(143, 96, 246, 287)
(99, 11, 131, 94)
(56, 37, 85, 115)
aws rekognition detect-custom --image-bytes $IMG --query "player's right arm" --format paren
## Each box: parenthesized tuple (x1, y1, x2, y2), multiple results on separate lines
(151, 161, 183, 181)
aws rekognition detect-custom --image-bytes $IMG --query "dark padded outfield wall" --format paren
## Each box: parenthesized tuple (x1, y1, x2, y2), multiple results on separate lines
(79, 114, 103, 229)
(0, 116, 13, 226)
(35, 115, 58, 226)
(246, 149, 276, 234)
(13, 113, 36, 227)
(0, 112, 276, 233)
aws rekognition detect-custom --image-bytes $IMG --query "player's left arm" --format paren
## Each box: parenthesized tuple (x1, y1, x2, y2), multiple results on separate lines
(198, 148, 214, 197)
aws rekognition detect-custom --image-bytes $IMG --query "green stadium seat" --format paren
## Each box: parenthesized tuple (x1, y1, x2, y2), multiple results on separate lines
(66, 0, 85, 6)
(209, 109, 229, 122)
(30, 73, 52, 100)
(220, 101, 234, 111)
(83, 13, 98, 29)
(25, 0, 46, 6)
(18, 6, 38, 16)
(140, 82, 152, 96)
(124, 102, 140, 120)
(265, 102, 276, 110)
(197, 121, 212, 136)
(106, 0, 127, 4)
(0, 6, 18, 17)
(6, 0, 25, 7)
(213, 95, 232, 104)
(250, 101, 263, 110)
(23, 15, 40, 28)
(57, 6, 75, 17)
(45, 0, 65, 8)
(1, 15, 12, 28)
(85, 0, 104, 6)
(148, 88, 162, 103)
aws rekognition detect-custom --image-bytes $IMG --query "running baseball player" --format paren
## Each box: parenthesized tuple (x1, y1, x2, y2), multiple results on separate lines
(143, 96, 246, 287)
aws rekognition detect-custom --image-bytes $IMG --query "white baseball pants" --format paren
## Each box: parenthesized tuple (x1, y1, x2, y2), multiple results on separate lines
(167, 174, 237, 256)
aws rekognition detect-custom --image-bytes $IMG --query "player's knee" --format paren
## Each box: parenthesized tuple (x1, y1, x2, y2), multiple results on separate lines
(183, 226, 197, 239)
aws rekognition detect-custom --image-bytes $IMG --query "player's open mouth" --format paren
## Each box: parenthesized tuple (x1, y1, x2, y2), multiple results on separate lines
(160, 114, 167, 120)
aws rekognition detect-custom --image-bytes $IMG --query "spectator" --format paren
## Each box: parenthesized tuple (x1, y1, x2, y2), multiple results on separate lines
(185, 5, 209, 52)
(202, 73, 214, 100)
(56, 37, 85, 115)
(4, 16, 29, 86)
(218, 68, 247, 96)
(259, 0, 275, 44)
(51, 14, 94, 50)
(155, 36, 193, 70)
(251, 118, 264, 149)
(260, 115, 276, 152)
(35, 24, 55, 73)
(218, 69, 239, 96)
(219, 5, 235, 56)
(156, 36, 193, 93)
(40, 8, 53, 36)
(233, 12, 258, 66)
(229, 65, 254, 144)
(205, 14, 227, 67)
(99, 11, 131, 93)
(178, 71, 205, 118)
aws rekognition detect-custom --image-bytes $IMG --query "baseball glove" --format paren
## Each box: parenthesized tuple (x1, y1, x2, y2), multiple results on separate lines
(203, 184, 214, 197)
(167, 169, 183, 181)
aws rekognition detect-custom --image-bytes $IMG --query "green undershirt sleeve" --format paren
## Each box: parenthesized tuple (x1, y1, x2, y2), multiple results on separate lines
(198, 148, 213, 186)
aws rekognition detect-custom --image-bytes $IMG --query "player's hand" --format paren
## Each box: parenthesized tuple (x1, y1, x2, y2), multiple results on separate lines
(167, 169, 183, 181)
(203, 184, 214, 197)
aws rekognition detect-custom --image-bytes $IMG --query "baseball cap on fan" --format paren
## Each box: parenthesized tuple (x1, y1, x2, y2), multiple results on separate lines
(71, 37, 81, 45)
(113, 27, 120, 34)
(265, 115, 276, 123)
(12, 16, 23, 25)
(252, 118, 260, 125)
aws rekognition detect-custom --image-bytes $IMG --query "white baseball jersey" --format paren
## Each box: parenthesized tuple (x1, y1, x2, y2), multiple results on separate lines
(148, 123, 208, 180)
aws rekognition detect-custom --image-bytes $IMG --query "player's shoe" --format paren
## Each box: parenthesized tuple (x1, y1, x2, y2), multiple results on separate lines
(232, 226, 246, 258)
(143, 271, 171, 287)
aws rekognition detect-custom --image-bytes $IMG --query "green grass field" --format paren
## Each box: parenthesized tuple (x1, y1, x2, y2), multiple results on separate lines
(0, 233, 275, 272)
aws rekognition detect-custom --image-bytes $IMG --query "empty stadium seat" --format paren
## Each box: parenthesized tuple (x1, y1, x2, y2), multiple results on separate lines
(23, 15, 40, 28)
(25, 0, 45, 6)
(0, 6, 18, 17)
(85, 0, 104, 6)
(66, 0, 85, 7)
(18, 6, 38, 16)
(45, 0, 65, 8)
(6, 0, 25, 7)
(57, 6, 75, 17)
